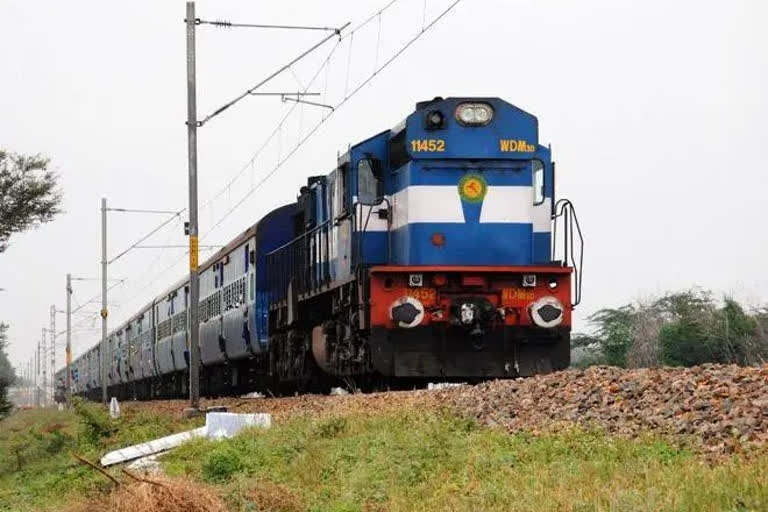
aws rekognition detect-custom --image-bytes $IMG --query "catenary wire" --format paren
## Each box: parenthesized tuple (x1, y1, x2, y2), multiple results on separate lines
(200, 0, 464, 241)
(71, 0, 463, 356)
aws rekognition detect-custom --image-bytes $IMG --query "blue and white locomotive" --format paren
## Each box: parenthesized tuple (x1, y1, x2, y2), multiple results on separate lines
(58, 97, 582, 399)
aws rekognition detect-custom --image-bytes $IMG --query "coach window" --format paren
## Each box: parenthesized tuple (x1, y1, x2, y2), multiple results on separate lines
(358, 158, 379, 205)
(533, 160, 545, 205)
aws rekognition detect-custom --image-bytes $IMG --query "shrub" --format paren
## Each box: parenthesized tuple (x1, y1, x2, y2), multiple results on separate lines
(315, 416, 348, 439)
(202, 444, 245, 482)
(73, 397, 115, 445)
(575, 289, 768, 368)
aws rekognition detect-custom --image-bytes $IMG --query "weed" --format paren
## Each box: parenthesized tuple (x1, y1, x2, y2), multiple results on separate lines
(165, 410, 768, 512)
(202, 444, 245, 483)
(0, 405, 204, 512)
(314, 416, 348, 439)
(72, 397, 115, 445)
(3, 404, 768, 512)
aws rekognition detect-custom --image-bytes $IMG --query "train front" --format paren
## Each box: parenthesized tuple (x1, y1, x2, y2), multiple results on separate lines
(367, 97, 577, 378)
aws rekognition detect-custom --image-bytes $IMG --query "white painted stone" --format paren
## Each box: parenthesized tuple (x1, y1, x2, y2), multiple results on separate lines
(109, 397, 121, 419)
(427, 382, 466, 391)
(206, 412, 271, 440)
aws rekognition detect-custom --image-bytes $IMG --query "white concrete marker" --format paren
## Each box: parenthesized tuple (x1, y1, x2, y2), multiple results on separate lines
(109, 397, 121, 419)
(206, 412, 271, 439)
(427, 382, 466, 391)
(100, 426, 207, 466)
(100, 411, 271, 466)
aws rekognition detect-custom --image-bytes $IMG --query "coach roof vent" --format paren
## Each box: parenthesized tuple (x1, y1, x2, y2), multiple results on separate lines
(415, 96, 444, 111)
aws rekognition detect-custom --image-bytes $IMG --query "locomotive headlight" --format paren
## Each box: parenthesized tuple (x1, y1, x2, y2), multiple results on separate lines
(458, 106, 476, 124)
(529, 296, 564, 328)
(455, 102, 494, 126)
(474, 106, 491, 123)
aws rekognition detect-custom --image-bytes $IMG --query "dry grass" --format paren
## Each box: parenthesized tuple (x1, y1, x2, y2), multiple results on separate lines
(68, 475, 226, 512)
(241, 480, 304, 512)
(120, 387, 444, 423)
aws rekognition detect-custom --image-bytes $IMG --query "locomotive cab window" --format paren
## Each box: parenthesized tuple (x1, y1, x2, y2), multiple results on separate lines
(357, 158, 381, 205)
(389, 128, 411, 171)
(533, 160, 545, 205)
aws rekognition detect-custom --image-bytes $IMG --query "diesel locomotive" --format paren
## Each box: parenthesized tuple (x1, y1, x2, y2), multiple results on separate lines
(57, 96, 583, 400)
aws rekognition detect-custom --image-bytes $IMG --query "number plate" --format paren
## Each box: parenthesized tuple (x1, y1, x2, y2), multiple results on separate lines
(407, 287, 437, 305)
(410, 139, 446, 152)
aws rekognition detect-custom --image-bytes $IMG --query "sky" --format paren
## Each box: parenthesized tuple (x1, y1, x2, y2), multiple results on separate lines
(1, 0, 767, 371)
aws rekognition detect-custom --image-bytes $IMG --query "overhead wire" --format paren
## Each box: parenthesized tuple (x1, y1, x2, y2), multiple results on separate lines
(108, 210, 184, 265)
(111, 216, 183, 304)
(199, 0, 465, 242)
(70, 280, 126, 315)
(194, 0, 405, 217)
(200, 39, 344, 239)
(198, 37, 343, 215)
(70, 0, 463, 353)
(197, 23, 350, 126)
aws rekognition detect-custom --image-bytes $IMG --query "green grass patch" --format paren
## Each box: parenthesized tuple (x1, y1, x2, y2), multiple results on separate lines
(164, 410, 768, 512)
(0, 400, 203, 512)
(2, 403, 767, 511)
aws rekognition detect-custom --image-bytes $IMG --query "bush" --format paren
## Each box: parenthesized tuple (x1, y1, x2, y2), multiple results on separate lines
(0, 323, 15, 419)
(315, 416, 348, 439)
(202, 444, 245, 483)
(73, 397, 115, 445)
(575, 290, 768, 368)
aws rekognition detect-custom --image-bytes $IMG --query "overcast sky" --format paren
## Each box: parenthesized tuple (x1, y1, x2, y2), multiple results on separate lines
(1, 0, 766, 371)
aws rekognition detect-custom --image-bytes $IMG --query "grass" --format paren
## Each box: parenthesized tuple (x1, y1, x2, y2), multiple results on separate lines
(1, 403, 767, 512)
(164, 410, 768, 512)
(0, 399, 204, 512)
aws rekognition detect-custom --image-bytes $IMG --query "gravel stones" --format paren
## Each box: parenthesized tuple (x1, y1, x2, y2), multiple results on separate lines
(122, 364, 768, 458)
(449, 364, 768, 456)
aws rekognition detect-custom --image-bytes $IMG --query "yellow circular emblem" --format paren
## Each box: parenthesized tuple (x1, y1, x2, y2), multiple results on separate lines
(458, 174, 487, 203)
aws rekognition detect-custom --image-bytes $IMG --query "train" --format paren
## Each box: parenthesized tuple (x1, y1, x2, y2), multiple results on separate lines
(56, 96, 583, 401)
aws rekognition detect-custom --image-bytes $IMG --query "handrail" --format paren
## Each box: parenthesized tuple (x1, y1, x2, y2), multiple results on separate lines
(551, 199, 584, 306)
(265, 218, 332, 258)
(266, 197, 393, 304)
(354, 197, 391, 271)
(266, 217, 335, 302)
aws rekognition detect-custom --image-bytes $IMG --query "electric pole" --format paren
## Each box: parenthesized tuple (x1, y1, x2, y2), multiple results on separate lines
(35, 342, 40, 407)
(50, 305, 56, 404)
(186, 1, 201, 412)
(41, 328, 47, 406)
(66, 273, 72, 407)
(101, 198, 108, 406)
(180, 2, 345, 413)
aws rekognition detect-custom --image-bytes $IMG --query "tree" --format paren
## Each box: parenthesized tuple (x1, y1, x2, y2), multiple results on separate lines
(0, 323, 15, 418)
(584, 305, 637, 367)
(574, 289, 768, 369)
(0, 150, 62, 253)
(657, 290, 717, 366)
